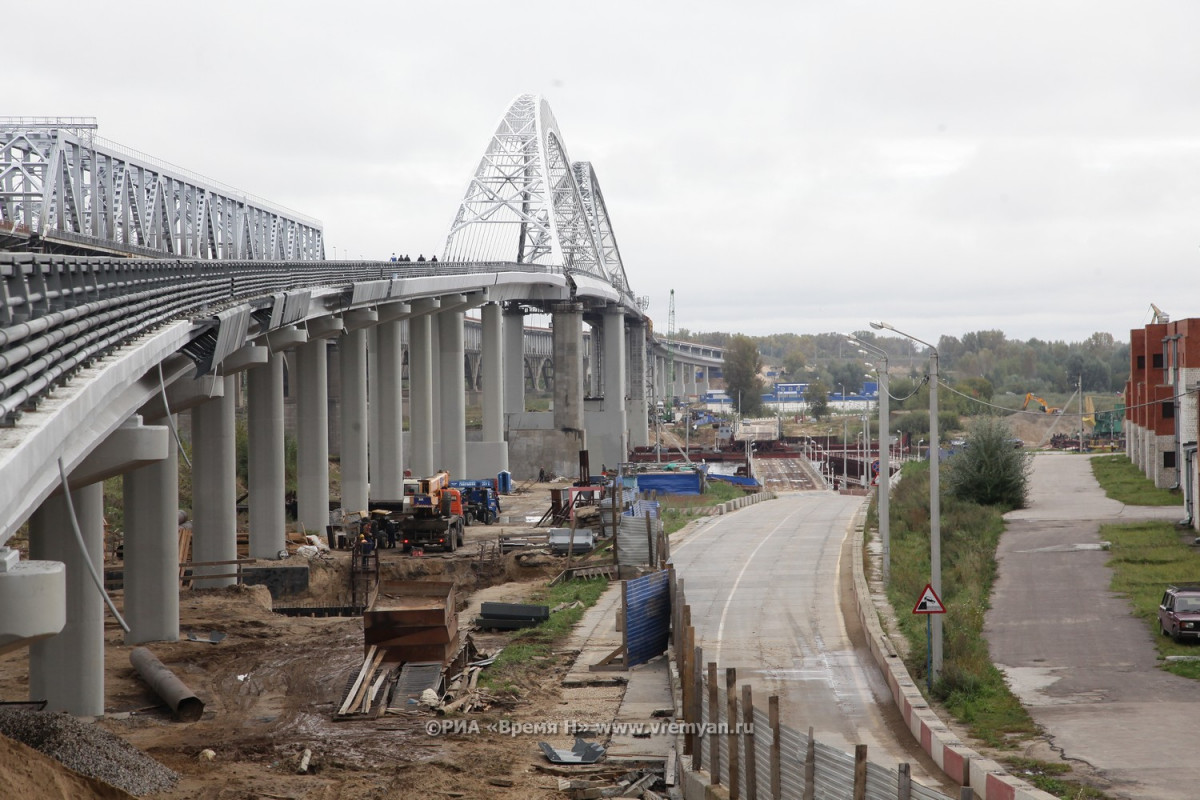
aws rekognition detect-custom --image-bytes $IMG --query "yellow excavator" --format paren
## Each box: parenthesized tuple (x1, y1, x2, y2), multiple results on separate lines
(1022, 392, 1061, 414)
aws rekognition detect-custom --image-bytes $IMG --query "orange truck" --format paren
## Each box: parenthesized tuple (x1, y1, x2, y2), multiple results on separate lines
(369, 471, 466, 553)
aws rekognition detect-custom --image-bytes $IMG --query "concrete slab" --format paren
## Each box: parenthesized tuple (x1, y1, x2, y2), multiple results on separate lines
(563, 583, 626, 687)
(561, 582, 677, 761)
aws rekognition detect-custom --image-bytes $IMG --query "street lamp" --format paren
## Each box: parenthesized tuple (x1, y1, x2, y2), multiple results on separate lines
(871, 320, 941, 681)
(847, 334, 890, 585)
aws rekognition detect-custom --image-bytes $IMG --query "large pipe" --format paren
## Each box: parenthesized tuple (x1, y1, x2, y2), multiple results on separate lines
(130, 647, 205, 722)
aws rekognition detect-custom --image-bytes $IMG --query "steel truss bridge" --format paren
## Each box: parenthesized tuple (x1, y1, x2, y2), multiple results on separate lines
(0, 94, 723, 547)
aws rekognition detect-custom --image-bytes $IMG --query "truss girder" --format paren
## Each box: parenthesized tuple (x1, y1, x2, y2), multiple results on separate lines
(443, 94, 607, 282)
(572, 161, 631, 297)
(0, 120, 323, 260)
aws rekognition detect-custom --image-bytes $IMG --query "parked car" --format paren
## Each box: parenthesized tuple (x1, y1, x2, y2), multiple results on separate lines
(1158, 584, 1200, 642)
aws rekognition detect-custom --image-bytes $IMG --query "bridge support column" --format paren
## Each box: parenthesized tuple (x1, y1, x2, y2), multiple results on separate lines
(474, 302, 509, 477)
(192, 379, 237, 587)
(29, 483, 104, 716)
(296, 340, 330, 535)
(702, 365, 711, 396)
(627, 319, 649, 447)
(247, 354, 286, 560)
(340, 329, 369, 511)
(123, 430, 180, 644)
(438, 309, 467, 478)
(409, 299, 439, 477)
(367, 326, 380, 490)
(655, 354, 666, 404)
(673, 357, 685, 401)
(586, 305, 627, 470)
(553, 303, 586, 433)
(504, 304, 526, 416)
(375, 320, 405, 499)
(684, 361, 697, 400)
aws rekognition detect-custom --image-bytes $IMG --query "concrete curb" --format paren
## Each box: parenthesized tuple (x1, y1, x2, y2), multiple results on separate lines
(715, 490, 775, 515)
(849, 505, 1058, 800)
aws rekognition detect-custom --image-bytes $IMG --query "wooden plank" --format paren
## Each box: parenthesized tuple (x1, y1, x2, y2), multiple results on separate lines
(347, 648, 385, 714)
(338, 645, 377, 716)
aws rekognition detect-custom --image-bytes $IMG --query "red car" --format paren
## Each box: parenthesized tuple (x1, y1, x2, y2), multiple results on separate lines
(1158, 585, 1200, 642)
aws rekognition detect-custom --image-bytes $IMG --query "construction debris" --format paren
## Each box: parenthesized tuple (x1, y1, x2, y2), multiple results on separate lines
(539, 737, 606, 765)
(474, 601, 550, 631)
(550, 764, 668, 799)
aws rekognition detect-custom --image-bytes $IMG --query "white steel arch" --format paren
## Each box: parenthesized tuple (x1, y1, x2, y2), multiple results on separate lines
(572, 161, 631, 298)
(443, 95, 603, 279)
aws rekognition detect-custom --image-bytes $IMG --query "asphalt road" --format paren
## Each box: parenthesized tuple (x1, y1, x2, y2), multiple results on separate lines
(988, 452, 1191, 800)
(670, 490, 951, 789)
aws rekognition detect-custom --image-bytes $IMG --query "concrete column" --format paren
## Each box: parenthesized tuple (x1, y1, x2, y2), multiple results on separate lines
(430, 315, 442, 465)
(367, 326, 380, 489)
(655, 355, 666, 402)
(247, 354, 285, 560)
(375, 320, 405, 499)
(296, 339, 330, 535)
(482, 303, 504, 442)
(410, 313, 435, 477)
(29, 483, 104, 715)
(341, 329, 370, 511)
(504, 305, 526, 416)
(702, 365, 711, 395)
(552, 303, 585, 431)
(439, 309, 467, 477)
(191, 380, 237, 588)
(600, 305, 628, 466)
(123, 432, 179, 644)
(627, 320, 649, 447)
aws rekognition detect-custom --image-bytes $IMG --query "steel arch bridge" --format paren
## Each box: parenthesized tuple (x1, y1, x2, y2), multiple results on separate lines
(443, 94, 635, 305)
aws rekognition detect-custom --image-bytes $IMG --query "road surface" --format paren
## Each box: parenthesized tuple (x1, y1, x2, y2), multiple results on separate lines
(989, 452, 1193, 800)
(670, 490, 951, 789)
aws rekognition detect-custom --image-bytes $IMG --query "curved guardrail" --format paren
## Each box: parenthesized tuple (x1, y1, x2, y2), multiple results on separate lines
(0, 254, 554, 425)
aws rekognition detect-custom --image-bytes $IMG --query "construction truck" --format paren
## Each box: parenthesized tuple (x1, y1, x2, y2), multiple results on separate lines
(369, 471, 466, 553)
(450, 479, 502, 525)
(1021, 392, 1061, 414)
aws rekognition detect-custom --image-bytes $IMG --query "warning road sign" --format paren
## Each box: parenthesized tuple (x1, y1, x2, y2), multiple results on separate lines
(912, 583, 946, 614)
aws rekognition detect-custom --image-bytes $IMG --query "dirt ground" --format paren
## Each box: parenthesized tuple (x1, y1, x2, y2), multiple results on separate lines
(0, 483, 631, 800)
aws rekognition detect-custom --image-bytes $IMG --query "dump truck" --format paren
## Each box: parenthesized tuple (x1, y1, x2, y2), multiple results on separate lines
(368, 471, 466, 553)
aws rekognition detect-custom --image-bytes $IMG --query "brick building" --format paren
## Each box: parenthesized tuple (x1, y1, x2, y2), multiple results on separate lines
(1125, 316, 1199, 528)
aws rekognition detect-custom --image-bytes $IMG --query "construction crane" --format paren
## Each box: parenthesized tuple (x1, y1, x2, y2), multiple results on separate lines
(1150, 303, 1170, 324)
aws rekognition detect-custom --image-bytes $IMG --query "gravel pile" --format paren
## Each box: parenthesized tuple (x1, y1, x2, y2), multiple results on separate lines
(0, 709, 177, 796)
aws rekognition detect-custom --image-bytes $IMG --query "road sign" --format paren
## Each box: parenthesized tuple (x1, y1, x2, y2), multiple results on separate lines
(912, 583, 946, 615)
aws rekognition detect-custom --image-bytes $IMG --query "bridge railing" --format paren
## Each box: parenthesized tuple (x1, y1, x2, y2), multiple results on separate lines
(0, 254, 557, 425)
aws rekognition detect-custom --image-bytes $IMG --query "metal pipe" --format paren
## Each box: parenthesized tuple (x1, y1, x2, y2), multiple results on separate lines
(130, 646, 205, 721)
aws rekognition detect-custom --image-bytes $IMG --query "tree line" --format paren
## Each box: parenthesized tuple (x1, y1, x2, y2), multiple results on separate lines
(710, 328, 1130, 417)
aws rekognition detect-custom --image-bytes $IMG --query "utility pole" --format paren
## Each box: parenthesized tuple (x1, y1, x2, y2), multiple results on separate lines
(667, 289, 676, 410)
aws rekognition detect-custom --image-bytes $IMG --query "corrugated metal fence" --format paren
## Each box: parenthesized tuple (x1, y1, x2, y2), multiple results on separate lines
(623, 570, 671, 668)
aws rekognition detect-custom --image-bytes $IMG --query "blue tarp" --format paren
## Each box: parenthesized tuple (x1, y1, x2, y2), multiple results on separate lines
(635, 472, 703, 495)
(709, 473, 761, 489)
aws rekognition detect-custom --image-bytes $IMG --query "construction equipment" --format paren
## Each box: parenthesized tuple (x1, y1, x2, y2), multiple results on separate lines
(1021, 392, 1061, 414)
(368, 471, 466, 553)
(450, 479, 502, 525)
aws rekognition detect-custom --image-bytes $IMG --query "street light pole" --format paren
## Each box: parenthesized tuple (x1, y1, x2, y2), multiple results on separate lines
(848, 335, 890, 584)
(872, 321, 940, 680)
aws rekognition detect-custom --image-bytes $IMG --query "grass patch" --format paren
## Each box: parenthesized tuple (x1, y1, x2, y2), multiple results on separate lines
(659, 480, 747, 534)
(887, 461, 1040, 748)
(1091, 455, 1182, 506)
(1104, 520, 1200, 678)
(479, 578, 609, 691)
(1002, 758, 1110, 798)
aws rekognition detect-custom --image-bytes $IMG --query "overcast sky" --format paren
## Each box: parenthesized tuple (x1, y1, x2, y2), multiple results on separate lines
(10, 1, 1200, 344)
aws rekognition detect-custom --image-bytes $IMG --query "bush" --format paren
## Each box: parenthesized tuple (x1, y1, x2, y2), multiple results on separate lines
(945, 416, 1030, 509)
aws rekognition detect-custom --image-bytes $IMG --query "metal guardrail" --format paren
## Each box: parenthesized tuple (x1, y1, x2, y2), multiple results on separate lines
(0, 253, 557, 425)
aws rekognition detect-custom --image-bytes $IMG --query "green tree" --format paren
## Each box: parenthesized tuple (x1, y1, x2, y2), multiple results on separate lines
(723, 335, 764, 415)
(805, 379, 831, 420)
(946, 416, 1030, 509)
